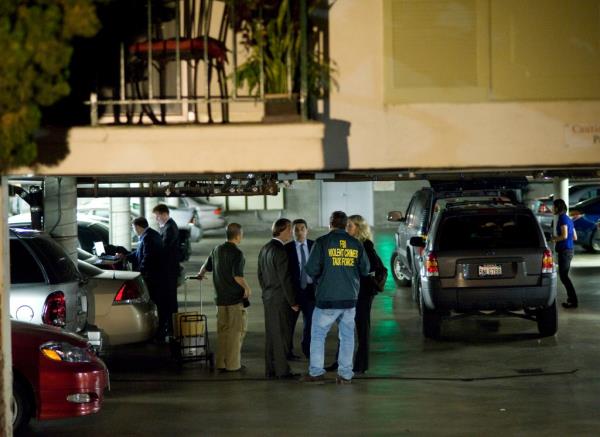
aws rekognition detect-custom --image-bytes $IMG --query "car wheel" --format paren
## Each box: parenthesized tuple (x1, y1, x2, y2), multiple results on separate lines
(390, 253, 411, 287)
(13, 379, 32, 433)
(536, 301, 558, 337)
(590, 229, 600, 253)
(418, 279, 441, 339)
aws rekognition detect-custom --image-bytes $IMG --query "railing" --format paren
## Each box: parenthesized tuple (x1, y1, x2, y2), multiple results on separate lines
(86, 0, 314, 125)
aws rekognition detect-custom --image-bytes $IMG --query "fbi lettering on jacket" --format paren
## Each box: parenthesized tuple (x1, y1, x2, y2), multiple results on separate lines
(328, 240, 358, 266)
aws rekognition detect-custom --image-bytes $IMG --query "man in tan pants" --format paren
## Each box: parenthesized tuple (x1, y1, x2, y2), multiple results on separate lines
(197, 223, 251, 372)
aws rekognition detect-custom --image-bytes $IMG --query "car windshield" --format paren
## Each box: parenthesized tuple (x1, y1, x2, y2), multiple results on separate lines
(437, 213, 542, 250)
(25, 236, 81, 284)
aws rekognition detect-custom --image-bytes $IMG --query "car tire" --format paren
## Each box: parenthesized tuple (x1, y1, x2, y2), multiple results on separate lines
(417, 279, 441, 339)
(391, 253, 411, 287)
(13, 378, 32, 433)
(536, 301, 558, 337)
(590, 229, 600, 253)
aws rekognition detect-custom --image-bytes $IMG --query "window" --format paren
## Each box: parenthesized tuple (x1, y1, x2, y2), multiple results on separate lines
(437, 213, 541, 250)
(26, 236, 80, 284)
(10, 239, 45, 284)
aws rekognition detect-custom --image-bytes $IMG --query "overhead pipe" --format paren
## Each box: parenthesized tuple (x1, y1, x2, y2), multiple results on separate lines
(76, 183, 278, 198)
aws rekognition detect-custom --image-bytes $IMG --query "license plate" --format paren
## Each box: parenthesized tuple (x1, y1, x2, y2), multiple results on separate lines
(478, 264, 502, 277)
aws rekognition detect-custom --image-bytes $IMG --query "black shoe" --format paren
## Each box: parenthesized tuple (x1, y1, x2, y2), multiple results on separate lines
(562, 302, 578, 309)
(276, 372, 300, 380)
(222, 365, 247, 373)
(324, 362, 338, 372)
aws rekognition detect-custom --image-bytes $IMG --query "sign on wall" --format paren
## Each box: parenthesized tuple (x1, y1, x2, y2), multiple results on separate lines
(565, 124, 600, 148)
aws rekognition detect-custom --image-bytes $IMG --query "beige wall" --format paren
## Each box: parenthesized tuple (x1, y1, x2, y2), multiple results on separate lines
(329, 0, 600, 171)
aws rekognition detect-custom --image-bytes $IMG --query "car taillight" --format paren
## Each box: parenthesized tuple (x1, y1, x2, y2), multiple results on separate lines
(113, 281, 142, 303)
(213, 208, 222, 215)
(42, 291, 66, 328)
(569, 210, 583, 220)
(425, 253, 439, 277)
(538, 204, 552, 214)
(542, 249, 554, 274)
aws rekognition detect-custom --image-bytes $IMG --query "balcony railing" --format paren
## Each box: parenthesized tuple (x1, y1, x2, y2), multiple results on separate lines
(86, 0, 322, 126)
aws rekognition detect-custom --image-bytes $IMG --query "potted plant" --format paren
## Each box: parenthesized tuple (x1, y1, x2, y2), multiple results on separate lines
(232, 0, 336, 120)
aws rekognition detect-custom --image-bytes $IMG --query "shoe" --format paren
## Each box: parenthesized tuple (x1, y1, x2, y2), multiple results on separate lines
(276, 372, 300, 380)
(299, 374, 326, 384)
(324, 363, 338, 372)
(562, 302, 578, 309)
(222, 365, 247, 373)
(336, 375, 352, 385)
(353, 369, 366, 375)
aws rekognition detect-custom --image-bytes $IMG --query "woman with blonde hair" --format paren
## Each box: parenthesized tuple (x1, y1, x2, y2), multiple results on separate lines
(346, 215, 385, 373)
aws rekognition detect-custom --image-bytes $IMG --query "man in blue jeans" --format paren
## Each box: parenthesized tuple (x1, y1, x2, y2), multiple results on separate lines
(300, 211, 370, 384)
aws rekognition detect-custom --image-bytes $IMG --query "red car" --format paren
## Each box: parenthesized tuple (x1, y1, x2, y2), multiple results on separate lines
(11, 320, 109, 432)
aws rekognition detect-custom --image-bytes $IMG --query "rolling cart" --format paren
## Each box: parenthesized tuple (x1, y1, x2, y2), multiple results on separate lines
(170, 276, 214, 369)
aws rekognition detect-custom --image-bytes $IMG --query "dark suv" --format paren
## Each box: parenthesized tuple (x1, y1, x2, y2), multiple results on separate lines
(387, 179, 526, 291)
(410, 200, 557, 339)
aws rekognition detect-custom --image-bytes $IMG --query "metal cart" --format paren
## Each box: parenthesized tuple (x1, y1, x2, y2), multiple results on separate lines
(170, 276, 214, 369)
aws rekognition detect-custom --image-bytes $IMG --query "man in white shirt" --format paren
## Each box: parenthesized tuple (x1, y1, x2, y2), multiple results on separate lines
(285, 219, 315, 359)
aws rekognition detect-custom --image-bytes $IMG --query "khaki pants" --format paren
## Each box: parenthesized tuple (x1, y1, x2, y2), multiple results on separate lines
(216, 303, 247, 370)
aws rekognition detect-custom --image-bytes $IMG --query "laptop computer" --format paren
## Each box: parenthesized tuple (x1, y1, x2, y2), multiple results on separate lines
(93, 241, 120, 261)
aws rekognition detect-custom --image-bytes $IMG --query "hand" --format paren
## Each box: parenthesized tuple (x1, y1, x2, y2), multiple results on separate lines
(116, 253, 126, 260)
(243, 288, 251, 299)
(291, 304, 300, 312)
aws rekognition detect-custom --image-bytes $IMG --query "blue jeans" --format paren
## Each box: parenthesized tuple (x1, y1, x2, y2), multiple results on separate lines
(309, 307, 356, 380)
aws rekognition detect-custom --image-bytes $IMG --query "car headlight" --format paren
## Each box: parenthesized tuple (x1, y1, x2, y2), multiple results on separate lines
(40, 342, 93, 363)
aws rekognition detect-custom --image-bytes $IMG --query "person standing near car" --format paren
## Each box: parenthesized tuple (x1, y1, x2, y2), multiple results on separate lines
(121, 217, 167, 339)
(258, 218, 299, 379)
(197, 223, 251, 372)
(551, 199, 578, 309)
(301, 211, 370, 385)
(153, 204, 180, 337)
(285, 218, 315, 359)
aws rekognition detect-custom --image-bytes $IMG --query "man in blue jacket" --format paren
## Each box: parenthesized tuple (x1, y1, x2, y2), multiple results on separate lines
(301, 211, 370, 384)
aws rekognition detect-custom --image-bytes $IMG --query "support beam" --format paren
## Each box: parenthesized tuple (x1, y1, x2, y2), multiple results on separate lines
(0, 177, 13, 436)
(44, 177, 78, 264)
(109, 184, 132, 251)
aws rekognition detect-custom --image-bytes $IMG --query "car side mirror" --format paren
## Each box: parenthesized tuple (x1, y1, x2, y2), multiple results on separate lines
(388, 211, 404, 222)
(409, 236, 426, 248)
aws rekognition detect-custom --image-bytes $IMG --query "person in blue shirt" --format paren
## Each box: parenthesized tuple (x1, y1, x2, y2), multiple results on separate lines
(551, 199, 578, 309)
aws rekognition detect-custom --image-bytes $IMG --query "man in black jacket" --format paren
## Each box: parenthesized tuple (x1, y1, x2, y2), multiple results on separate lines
(153, 204, 180, 338)
(258, 218, 299, 379)
(285, 219, 315, 359)
(124, 217, 166, 339)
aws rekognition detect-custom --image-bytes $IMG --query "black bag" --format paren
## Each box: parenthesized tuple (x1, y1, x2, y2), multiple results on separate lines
(371, 265, 388, 293)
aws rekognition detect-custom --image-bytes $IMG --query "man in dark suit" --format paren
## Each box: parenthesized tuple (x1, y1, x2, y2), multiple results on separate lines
(285, 219, 315, 359)
(153, 203, 180, 338)
(123, 217, 166, 339)
(258, 218, 299, 379)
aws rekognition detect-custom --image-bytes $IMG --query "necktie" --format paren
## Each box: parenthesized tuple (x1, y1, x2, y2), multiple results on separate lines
(300, 243, 308, 289)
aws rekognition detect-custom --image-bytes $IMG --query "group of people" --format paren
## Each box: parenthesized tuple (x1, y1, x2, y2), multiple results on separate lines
(197, 210, 386, 384)
(119, 204, 181, 340)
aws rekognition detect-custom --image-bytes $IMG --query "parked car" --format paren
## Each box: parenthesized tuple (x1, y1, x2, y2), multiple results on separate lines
(387, 178, 526, 290)
(164, 197, 226, 233)
(529, 184, 600, 238)
(410, 200, 557, 339)
(9, 228, 88, 334)
(78, 258, 158, 347)
(8, 213, 111, 254)
(11, 320, 109, 432)
(569, 196, 600, 252)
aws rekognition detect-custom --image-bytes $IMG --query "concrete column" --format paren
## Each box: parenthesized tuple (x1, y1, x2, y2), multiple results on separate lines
(552, 178, 569, 237)
(44, 177, 78, 264)
(110, 185, 131, 251)
(0, 177, 13, 435)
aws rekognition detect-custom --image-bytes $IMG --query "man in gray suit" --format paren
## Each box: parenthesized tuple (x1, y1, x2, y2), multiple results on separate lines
(258, 218, 299, 379)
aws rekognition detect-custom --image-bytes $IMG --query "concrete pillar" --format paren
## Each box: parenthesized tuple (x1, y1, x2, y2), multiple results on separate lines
(552, 178, 569, 237)
(44, 177, 78, 264)
(0, 177, 13, 435)
(110, 185, 132, 251)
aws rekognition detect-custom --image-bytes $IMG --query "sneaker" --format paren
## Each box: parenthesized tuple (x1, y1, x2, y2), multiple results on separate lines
(299, 374, 326, 384)
(562, 302, 578, 309)
(336, 375, 352, 385)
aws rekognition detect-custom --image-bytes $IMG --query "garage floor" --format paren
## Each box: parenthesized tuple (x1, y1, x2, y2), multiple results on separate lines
(22, 230, 600, 436)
